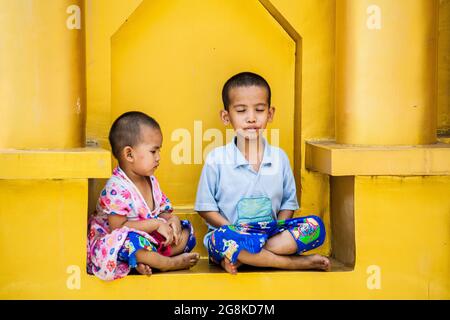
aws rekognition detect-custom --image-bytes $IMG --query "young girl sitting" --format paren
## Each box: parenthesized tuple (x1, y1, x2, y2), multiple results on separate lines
(87, 111, 200, 281)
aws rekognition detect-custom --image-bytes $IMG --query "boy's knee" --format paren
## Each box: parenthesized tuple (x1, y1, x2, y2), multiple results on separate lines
(296, 215, 326, 251)
(265, 231, 297, 255)
(308, 215, 326, 245)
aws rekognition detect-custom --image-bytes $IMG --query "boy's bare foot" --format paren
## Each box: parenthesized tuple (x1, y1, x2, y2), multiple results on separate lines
(220, 258, 243, 275)
(136, 263, 152, 276)
(161, 252, 200, 271)
(221, 258, 238, 275)
(300, 254, 330, 271)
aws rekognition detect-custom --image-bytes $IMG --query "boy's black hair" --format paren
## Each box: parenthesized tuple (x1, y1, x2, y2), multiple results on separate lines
(109, 111, 161, 159)
(222, 72, 271, 110)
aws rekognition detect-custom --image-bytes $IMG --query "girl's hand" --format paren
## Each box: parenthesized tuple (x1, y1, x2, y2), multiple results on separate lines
(157, 222, 174, 247)
(168, 216, 182, 246)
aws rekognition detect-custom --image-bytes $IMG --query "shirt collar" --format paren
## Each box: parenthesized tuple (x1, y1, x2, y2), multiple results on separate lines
(226, 136, 273, 169)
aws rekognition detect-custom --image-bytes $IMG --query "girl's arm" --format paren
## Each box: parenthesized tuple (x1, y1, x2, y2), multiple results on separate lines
(277, 210, 294, 221)
(159, 212, 182, 245)
(198, 211, 230, 228)
(158, 212, 181, 229)
(158, 212, 175, 222)
(108, 214, 161, 234)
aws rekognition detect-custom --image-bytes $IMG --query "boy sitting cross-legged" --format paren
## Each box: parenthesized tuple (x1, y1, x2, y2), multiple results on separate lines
(195, 72, 330, 274)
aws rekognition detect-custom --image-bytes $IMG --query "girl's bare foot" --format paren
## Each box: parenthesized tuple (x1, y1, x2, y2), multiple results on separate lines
(299, 254, 330, 271)
(135, 263, 152, 276)
(188, 253, 201, 267)
(161, 252, 200, 271)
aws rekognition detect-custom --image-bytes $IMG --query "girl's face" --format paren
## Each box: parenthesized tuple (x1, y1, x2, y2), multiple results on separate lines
(127, 125, 162, 177)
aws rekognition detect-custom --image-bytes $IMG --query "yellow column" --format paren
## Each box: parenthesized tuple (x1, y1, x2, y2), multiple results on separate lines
(0, 0, 85, 149)
(336, 0, 438, 145)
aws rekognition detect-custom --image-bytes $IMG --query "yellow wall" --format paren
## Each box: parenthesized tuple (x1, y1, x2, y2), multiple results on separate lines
(439, 0, 450, 134)
(111, 0, 295, 205)
(85, 0, 143, 149)
(355, 176, 450, 298)
(0, 180, 89, 298)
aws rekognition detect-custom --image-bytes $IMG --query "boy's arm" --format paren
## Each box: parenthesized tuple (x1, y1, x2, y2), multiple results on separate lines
(195, 155, 227, 227)
(198, 211, 230, 228)
(278, 151, 300, 219)
(277, 210, 294, 221)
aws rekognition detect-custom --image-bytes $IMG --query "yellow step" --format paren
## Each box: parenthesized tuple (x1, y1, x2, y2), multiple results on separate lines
(129, 257, 350, 275)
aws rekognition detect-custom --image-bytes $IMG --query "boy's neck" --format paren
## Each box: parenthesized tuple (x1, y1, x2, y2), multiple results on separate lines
(235, 135, 265, 167)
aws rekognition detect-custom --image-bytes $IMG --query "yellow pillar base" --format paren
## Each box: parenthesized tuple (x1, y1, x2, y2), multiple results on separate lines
(0, 148, 111, 179)
(306, 141, 450, 176)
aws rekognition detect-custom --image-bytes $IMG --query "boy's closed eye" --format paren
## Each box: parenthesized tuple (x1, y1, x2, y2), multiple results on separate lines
(255, 104, 267, 112)
(234, 106, 266, 113)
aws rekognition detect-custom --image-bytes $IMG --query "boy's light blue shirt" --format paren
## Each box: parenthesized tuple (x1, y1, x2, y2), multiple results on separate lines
(194, 137, 299, 235)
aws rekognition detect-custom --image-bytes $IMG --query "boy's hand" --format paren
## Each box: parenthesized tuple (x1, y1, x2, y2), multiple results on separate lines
(157, 222, 174, 247)
(168, 215, 182, 246)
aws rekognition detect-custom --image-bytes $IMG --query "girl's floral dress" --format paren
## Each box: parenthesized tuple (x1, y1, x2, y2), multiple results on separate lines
(87, 166, 195, 281)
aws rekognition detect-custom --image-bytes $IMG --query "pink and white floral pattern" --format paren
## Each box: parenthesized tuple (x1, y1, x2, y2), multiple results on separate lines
(87, 166, 173, 281)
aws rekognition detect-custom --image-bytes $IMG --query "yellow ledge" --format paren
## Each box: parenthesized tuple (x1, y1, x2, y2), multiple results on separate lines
(305, 141, 450, 176)
(0, 148, 111, 179)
